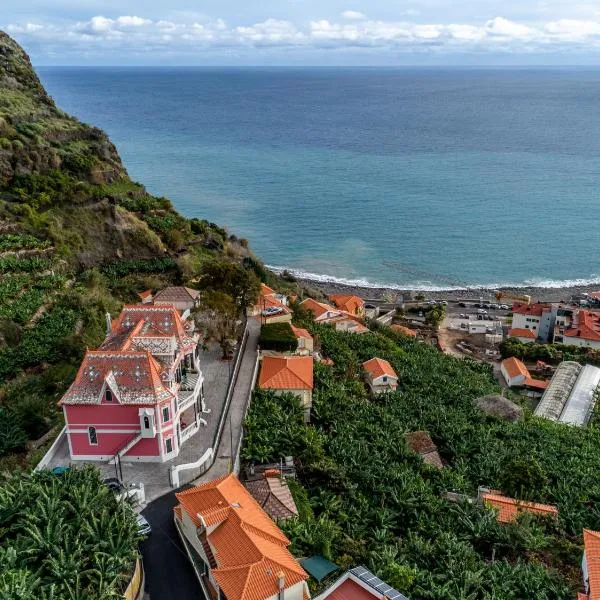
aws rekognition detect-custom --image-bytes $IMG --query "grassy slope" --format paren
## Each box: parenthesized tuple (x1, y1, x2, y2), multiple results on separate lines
(0, 31, 261, 467)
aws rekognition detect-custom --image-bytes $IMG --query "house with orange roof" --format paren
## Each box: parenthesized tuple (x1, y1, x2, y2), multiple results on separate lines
(300, 298, 367, 335)
(290, 324, 313, 355)
(500, 357, 548, 392)
(329, 294, 365, 317)
(258, 355, 314, 420)
(153, 286, 201, 313)
(507, 328, 536, 343)
(174, 473, 310, 600)
(250, 284, 292, 324)
(362, 357, 398, 394)
(560, 310, 600, 350)
(391, 324, 417, 338)
(580, 529, 600, 599)
(480, 491, 558, 524)
(59, 303, 205, 463)
(511, 302, 553, 341)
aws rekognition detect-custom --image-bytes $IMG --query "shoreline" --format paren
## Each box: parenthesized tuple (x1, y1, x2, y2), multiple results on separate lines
(293, 276, 597, 304)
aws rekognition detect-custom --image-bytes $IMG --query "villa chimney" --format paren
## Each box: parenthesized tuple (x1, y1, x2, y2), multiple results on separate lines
(105, 312, 112, 337)
(277, 571, 285, 600)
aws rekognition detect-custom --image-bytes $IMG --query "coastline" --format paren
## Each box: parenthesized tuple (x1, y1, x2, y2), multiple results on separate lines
(292, 276, 596, 304)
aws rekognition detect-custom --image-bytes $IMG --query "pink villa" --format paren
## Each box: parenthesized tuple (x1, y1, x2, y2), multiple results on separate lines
(59, 303, 206, 463)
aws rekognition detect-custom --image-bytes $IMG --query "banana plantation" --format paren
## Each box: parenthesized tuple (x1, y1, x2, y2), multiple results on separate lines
(0, 466, 140, 599)
(242, 318, 600, 599)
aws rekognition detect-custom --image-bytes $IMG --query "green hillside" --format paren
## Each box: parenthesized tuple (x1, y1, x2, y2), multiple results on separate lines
(0, 31, 263, 468)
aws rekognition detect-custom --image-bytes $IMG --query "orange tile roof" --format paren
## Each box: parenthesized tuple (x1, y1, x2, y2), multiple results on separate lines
(584, 529, 600, 599)
(482, 493, 558, 524)
(329, 294, 364, 314)
(137, 289, 153, 299)
(508, 328, 536, 339)
(362, 357, 397, 379)
(512, 302, 550, 317)
(564, 310, 600, 342)
(300, 297, 337, 319)
(259, 356, 313, 390)
(175, 474, 308, 600)
(523, 377, 549, 390)
(391, 324, 417, 337)
(290, 324, 312, 340)
(501, 357, 530, 380)
(260, 283, 275, 297)
(578, 594, 588, 600)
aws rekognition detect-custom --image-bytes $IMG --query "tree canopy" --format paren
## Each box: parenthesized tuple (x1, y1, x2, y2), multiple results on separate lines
(0, 466, 140, 599)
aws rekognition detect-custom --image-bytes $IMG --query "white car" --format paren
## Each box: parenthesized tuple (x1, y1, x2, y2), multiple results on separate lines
(262, 307, 283, 316)
(477, 309, 487, 315)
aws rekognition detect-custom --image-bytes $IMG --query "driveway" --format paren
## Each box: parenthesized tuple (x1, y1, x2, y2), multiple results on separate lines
(141, 488, 205, 600)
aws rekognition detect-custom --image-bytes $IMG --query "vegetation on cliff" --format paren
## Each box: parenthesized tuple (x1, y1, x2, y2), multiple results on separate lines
(242, 317, 600, 598)
(0, 31, 261, 467)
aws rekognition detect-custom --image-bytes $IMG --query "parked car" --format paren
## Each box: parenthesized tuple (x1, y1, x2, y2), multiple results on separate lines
(136, 513, 152, 537)
(500, 304, 509, 310)
(103, 477, 124, 493)
(458, 302, 467, 307)
(477, 309, 487, 315)
(459, 313, 466, 319)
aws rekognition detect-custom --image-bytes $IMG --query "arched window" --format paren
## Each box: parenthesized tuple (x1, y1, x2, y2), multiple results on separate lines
(105, 389, 113, 402)
(143, 416, 150, 429)
(88, 426, 97, 445)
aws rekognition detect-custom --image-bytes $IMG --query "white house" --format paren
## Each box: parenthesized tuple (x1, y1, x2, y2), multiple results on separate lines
(362, 357, 398, 394)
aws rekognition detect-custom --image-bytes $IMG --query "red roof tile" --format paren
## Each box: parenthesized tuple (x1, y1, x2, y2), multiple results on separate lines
(584, 529, 600, 599)
(564, 310, 600, 342)
(175, 474, 307, 600)
(60, 350, 173, 405)
(290, 325, 312, 340)
(512, 302, 550, 317)
(362, 357, 397, 379)
(508, 328, 536, 339)
(482, 493, 558, 523)
(329, 294, 364, 315)
(153, 286, 199, 303)
(501, 357, 530, 380)
(259, 356, 313, 390)
(523, 377, 548, 390)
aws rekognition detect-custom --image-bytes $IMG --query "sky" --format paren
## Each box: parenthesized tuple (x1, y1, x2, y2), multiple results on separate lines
(4, 0, 600, 66)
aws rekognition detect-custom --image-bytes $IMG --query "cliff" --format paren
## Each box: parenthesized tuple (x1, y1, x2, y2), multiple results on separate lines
(0, 31, 262, 461)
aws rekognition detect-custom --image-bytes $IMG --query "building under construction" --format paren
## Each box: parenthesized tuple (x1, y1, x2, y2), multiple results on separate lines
(534, 361, 600, 426)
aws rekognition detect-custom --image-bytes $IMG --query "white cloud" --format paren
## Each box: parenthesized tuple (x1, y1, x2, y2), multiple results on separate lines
(116, 16, 152, 27)
(342, 11, 366, 21)
(6, 12, 600, 58)
(485, 16, 535, 38)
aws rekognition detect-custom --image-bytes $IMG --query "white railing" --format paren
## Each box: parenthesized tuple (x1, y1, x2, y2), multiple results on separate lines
(180, 420, 200, 444)
(170, 448, 213, 488)
(34, 426, 67, 472)
(177, 372, 204, 414)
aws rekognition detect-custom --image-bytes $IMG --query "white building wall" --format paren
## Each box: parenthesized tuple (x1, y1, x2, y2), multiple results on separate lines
(511, 313, 540, 335)
(561, 336, 600, 350)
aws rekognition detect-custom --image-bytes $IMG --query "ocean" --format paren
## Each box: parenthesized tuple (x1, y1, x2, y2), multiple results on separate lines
(37, 67, 600, 290)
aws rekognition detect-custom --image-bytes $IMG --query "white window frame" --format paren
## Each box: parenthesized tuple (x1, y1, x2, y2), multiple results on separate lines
(165, 437, 173, 454)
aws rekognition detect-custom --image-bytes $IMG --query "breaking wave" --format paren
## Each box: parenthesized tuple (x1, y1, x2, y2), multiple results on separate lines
(266, 265, 600, 292)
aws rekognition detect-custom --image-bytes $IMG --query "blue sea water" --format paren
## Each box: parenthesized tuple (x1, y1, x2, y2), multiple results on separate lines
(37, 67, 600, 290)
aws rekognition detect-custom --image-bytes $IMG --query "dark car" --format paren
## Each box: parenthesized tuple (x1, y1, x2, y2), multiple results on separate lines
(103, 477, 124, 493)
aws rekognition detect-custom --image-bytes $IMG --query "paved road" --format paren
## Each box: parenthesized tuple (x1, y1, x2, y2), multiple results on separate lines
(140, 319, 260, 599)
(141, 487, 205, 600)
(195, 318, 260, 483)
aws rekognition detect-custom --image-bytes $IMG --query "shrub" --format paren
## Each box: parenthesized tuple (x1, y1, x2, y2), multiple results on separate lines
(259, 322, 298, 353)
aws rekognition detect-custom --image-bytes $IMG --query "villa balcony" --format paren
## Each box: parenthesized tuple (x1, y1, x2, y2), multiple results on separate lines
(178, 371, 204, 415)
(180, 417, 200, 444)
